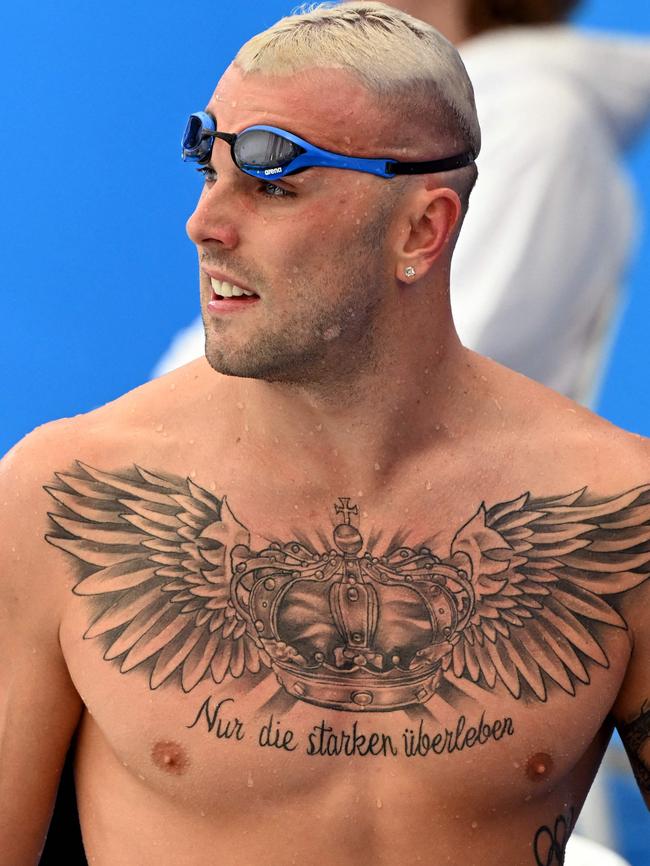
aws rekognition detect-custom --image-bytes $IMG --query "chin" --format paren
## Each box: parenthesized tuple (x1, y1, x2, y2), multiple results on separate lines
(205, 341, 326, 385)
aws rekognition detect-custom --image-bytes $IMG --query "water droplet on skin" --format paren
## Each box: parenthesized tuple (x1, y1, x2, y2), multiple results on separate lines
(190, 470, 197, 479)
(333, 449, 339, 457)
(138, 773, 145, 781)
(274, 436, 280, 444)
(236, 402, 244, 410)
(344, 135, 351, 144)
(188, 439, 195, 446)
(292, 265, 300, 273)
(315, 424, 323, 432)
(170, 383, 176, 391)
(374, 463, 381, 471)
(247, 771, 254, 788)
(200, 810, 206, 817)
(155, 424, 164, 433)
(322, 325, 341, 341)
(376, 798, 383, 808)
(209, 482, 216, 491)
(244, 424, 250, 433)
(425, 480, 432, 491)
(357, 490, 363, 498)
(471, 821, 478, 830)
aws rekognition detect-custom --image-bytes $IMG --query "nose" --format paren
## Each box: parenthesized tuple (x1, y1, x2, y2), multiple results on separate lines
(186, 180, 240, 250)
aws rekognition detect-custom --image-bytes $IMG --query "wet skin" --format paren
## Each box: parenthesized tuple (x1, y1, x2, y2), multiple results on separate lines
(1, 64, 649, 866)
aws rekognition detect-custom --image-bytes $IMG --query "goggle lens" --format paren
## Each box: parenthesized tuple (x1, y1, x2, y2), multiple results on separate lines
(181, 112, 215, 163)
(235, 129, 303, 169)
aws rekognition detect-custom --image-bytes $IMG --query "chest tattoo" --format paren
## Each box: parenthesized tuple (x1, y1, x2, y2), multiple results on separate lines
(45, 464, 650, 712)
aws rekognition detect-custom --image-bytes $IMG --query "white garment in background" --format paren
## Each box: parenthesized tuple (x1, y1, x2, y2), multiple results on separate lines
(454, 26, 650, 405)
(154, 27, 650, 407)
(567, 834, 631, 866)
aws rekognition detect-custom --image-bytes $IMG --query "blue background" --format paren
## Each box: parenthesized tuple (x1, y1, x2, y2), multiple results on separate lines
(1, 1, 649, 457)
(0, 2, 649, 863)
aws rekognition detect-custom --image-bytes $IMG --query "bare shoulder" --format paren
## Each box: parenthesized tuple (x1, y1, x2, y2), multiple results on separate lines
(481, 356, 650, 493)
(0, 362, 207, 594)
(535, 392, 649, 494)
(0, 417, 101, 624)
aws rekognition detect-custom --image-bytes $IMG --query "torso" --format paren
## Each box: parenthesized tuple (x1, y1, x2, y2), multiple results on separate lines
(43, 359, 648, 866)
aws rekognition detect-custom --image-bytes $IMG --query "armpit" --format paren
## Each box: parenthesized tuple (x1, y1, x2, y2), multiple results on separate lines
(618, 699, 650, 804)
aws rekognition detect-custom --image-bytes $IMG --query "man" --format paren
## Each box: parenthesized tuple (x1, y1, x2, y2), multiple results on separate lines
(154, 0, 650, 410)
(1, 4, 649, 864)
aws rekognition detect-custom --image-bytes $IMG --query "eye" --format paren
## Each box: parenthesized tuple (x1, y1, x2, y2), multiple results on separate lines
(261, 182, 294, 199)
(196, 165, 217, 184)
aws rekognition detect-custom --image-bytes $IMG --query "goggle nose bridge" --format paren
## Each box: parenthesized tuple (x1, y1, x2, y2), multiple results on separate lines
(193, 129, 236, 164)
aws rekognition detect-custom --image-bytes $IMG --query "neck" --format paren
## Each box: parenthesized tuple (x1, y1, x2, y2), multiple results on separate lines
(396, 0, 473, 44)
(221, 279, 484, 488)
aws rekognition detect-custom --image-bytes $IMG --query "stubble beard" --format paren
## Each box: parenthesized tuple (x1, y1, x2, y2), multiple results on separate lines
(203, 264, 381, 387)
(203, 213, 392, 387)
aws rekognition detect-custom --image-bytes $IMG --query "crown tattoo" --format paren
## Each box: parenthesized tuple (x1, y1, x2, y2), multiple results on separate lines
(230, 498, 475, 711)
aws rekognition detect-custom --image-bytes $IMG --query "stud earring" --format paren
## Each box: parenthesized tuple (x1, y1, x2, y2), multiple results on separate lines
(404, 266, 416, 279)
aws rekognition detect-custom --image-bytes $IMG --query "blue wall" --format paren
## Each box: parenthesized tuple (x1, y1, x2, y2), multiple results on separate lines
(1, 1, 649, 455)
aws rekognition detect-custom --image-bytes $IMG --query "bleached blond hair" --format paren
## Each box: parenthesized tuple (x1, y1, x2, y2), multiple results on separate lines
(235, 2, 481, 165)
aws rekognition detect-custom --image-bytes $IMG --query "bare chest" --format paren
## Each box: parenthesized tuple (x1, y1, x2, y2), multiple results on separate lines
(60, 591, 625, 821)
(48, 461, 646, 817)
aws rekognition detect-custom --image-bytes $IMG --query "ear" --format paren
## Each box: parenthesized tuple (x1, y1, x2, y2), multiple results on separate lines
(395, 187, 462, 282)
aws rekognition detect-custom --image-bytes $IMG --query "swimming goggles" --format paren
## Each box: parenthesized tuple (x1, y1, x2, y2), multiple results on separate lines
(181, 111, 475, 180)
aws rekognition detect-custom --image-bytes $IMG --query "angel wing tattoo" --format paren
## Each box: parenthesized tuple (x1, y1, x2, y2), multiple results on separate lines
(45, 464, 650, 711)
(46, 463, 268, 692)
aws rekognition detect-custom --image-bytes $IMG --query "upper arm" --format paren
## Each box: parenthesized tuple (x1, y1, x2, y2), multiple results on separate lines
(612, 575, 650, 811)
(0, 426, 83, 865)
(610, 434, 650, 810)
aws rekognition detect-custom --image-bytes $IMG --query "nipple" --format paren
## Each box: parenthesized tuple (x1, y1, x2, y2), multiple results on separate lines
(526, 752, 554, 782)
(151, 740, 190, 776)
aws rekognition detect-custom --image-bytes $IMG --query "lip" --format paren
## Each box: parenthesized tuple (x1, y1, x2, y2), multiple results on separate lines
(207, 295, 260, 315)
